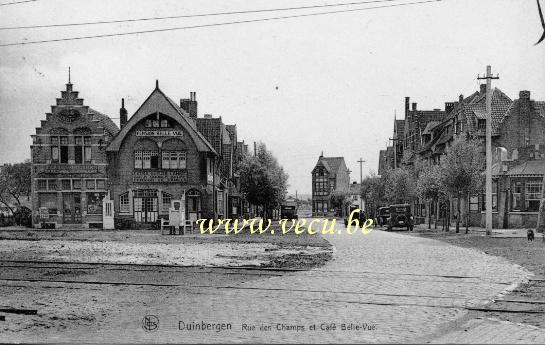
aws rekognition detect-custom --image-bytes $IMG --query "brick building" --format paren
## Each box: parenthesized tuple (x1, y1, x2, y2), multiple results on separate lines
(106, 82, 222, 228)
(311, 153, 350, 216)
(30, 80, 118, 228)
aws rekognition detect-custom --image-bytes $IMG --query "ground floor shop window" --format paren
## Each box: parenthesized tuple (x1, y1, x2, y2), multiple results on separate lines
(87, 192, 105, 214)
(39, 193, 57, 214)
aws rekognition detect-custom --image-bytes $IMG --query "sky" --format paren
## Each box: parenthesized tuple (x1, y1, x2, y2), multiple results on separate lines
(0, 0, 544, 196)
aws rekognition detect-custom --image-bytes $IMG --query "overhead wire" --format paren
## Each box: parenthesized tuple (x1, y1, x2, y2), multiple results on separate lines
(0, 0, 442, 47)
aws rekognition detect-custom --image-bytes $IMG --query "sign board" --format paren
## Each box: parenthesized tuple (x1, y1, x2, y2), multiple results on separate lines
(44, 164, 99, 174)
(135, 130, 183, 137)
(133, 170, 187, 183)
(39, 207, 49, 219)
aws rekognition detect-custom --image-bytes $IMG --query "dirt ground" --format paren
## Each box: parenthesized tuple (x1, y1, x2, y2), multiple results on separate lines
(404, 228, 545, 328)
(0, 226, 333, 269)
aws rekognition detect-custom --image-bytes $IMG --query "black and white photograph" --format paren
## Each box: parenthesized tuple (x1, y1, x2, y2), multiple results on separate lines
(1, 0, 545, 343)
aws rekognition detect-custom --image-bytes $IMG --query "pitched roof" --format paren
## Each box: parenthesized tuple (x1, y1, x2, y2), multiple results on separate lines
(314, 156, 346, 175)
(88, 108, 119, 136)
(422, 121, 440, 135)
(106, 87, 216, 154)
(507, 160, 545, 176)
(464, 88, 513, 135)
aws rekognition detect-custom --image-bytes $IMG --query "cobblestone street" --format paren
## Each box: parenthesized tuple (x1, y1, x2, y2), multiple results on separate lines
(1, 221, 538, 343)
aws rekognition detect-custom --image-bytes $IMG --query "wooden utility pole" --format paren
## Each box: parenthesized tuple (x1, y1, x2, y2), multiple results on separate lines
(478, 65, 499, 236)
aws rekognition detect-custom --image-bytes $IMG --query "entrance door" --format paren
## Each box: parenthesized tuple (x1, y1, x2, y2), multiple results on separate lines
(63, 193, 82, 224)
(134, 190, 158, 223)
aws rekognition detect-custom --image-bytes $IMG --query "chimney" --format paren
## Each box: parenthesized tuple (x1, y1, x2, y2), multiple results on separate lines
(405, 97, 410, 115)
(445, 102, 455, 113)
(459, 94, 464, 102)
(120, 98, 128, 129)
(412, 102, 417, 111)
(519, 90, 531, 100)
(480, 84, 487, 95)
(180, 92, 198, 118)
(204, 114, 213, 119)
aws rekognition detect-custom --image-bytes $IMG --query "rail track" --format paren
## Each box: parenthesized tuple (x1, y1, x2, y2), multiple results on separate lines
(1, 259, 543, 314)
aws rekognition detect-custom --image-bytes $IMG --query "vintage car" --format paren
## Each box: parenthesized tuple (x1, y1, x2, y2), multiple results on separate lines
(377, 207, 390, 226)
(386, 204, 414, 231)
(280, 201, 299, 220)
(344, 205, 368, 227)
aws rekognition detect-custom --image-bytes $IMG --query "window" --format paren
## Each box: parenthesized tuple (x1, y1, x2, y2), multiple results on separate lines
(314, 176, 328, 196)
(48, 179, 58, 191)
(39, 193, 57, 214)
(469, 195, 479, 212)
(525, 181, 542, 212)
(135, 151, 143, 169)
(478, 119, 486, 130)
(140, 151, 159, 169)
(61, 179, 71, 190)
(60, 136, 69, 163)
(37, 179, 47, 190)
(75, 136, 92, 164)
(87, 192, 105, 214)
(50, 136, 68, 163)
(512, 181, 522, 211)
(162, 151, 186, 169)
(217, 191, 224, 215)
(96, 180, 106, 189)
(73, 179, 82, 189)
(145, 120, 152, 127)
(160, 120, 169, 128)
(162, 192, 172, 212)
(86, 179, 96, 190)
(119, 192, 130, 213)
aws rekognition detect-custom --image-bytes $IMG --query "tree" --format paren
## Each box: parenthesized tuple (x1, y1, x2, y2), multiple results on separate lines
(361, 171, 386, 216)
(441, 136, 484, 233)
(329, 190, 350, 217)
(415, 164, 447, 229)
(0, 160, 31, 214)
(239, 143, 288, 218)
(384, 167, 415, 205)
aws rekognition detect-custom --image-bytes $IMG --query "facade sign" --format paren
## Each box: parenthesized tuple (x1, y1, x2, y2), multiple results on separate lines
(133, 170, 188, 183)
(135, 130, 183, 137)
(44, 164, 99, 174)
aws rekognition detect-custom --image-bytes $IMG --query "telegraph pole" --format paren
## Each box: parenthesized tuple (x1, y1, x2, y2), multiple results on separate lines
(357, 158, 365, 210)
(478, 65, 499, 236)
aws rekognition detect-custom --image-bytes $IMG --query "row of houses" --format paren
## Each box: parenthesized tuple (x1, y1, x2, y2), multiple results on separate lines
(378, 82, 545, 228)
(31, 78, 251, 229)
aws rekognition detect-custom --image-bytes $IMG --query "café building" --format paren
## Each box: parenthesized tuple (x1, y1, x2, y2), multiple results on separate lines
(106, 82, 221, 228)
(30, 80, 119, 228)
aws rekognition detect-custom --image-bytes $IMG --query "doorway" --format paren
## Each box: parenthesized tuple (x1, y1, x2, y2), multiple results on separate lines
(63, 193, 82, 224)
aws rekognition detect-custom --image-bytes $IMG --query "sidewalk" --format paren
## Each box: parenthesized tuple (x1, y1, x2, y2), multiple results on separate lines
(412, 224, 544, 238)
(433, 318, 545, 344)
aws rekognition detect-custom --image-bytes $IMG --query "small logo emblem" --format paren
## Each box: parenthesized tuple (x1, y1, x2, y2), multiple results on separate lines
(142, 315, 159, 332)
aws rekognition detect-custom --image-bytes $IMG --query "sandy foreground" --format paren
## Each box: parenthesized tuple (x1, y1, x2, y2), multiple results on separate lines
(0, 238, 332, 267)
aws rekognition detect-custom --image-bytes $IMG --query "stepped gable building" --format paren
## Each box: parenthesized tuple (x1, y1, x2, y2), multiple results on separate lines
(311, 153, 350, 216)
(106, 81, 221, 228)
(30, 79, 119, 228)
